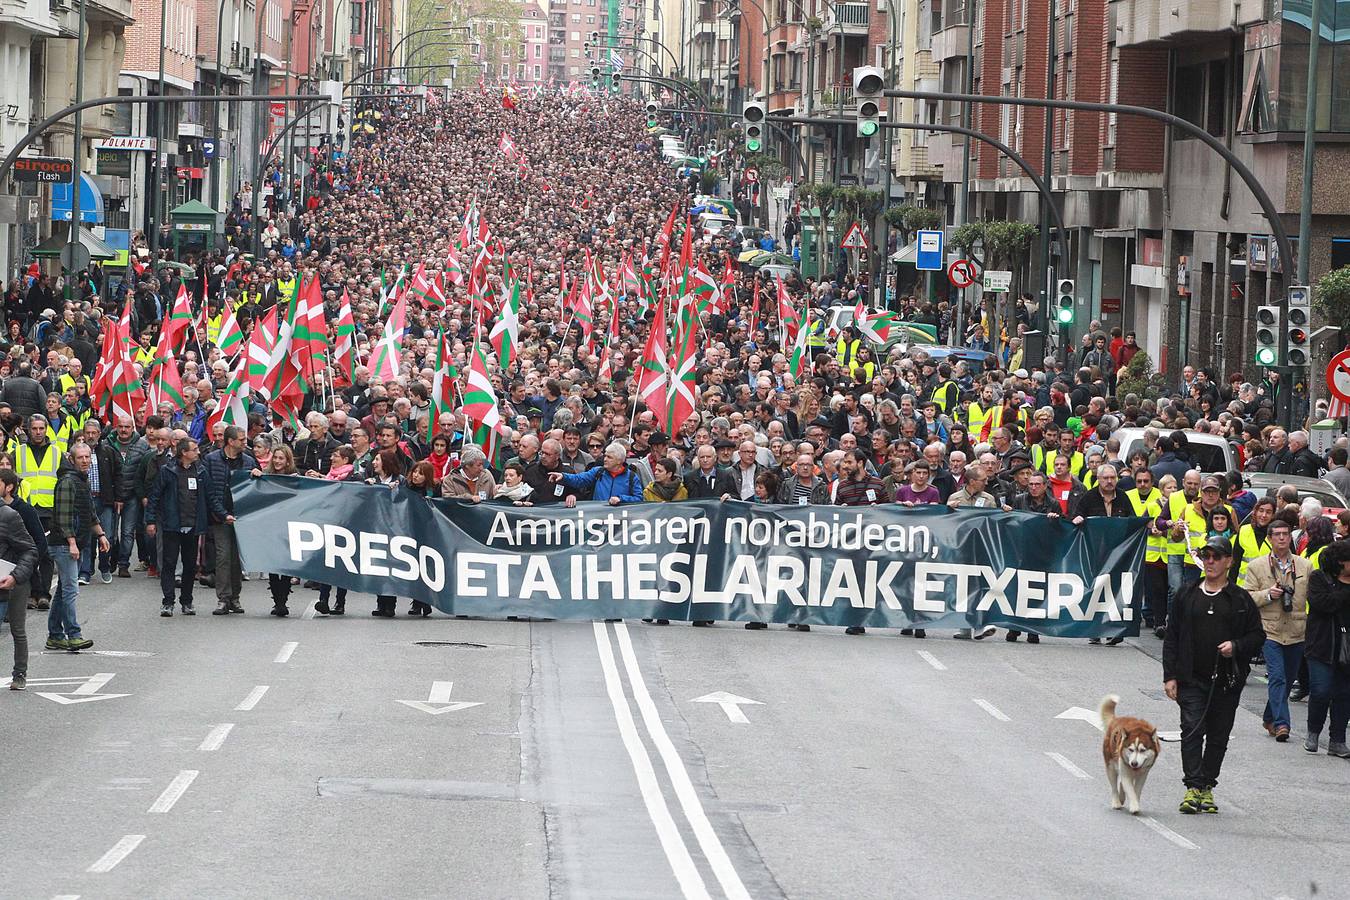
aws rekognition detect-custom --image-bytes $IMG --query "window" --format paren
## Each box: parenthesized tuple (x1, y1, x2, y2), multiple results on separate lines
(534, 65, 542, 79)
(586, 14, 594, 23)
(535, 43, 542, 58)
(570, 30, 580, 39)
(571, 13, 580, 22)
(571, 47, 579, 57)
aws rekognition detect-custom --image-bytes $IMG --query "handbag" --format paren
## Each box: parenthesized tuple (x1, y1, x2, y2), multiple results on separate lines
(1336, 622, 1350, 673)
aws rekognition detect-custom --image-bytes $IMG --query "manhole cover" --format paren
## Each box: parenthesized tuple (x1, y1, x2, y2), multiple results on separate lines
(413, 641, 487, 649)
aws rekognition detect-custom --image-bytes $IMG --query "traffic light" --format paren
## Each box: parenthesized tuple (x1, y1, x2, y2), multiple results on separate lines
(742, 100, 765, 152)
(1055, 279, 1075, 325)
(1254, 305, 1280, 366)
(853, 66, 883, 139)
(645, 100, 659, 127)
(1285, 284, 1311, 367)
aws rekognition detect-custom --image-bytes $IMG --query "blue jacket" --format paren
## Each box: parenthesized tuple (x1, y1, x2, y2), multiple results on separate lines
(146, 460, 211, 533)
(559, 465, 644, 504)
(203, 448, 258, 523)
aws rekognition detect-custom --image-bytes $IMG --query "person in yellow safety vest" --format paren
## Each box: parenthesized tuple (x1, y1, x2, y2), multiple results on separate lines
(1125, 467, 1169, 634)
(56, 360, 91, 398)
(806, 316, 829, 349)
(1081, 450, 1102, 491)
(1233, 497, 1276, 581)
(928, 363, 959, 414)
(1162, 469, 1203, 599)
(13, 413, 64, 606)
(1174, 473, 1236, 582)
(133, 333, 157, 371)
(54, 387, 90, 445)
(849, 346, 877, 383)
(835, 328, 863, 372)
(965, 386, 997, 437)
(1043, 430, 1084, 479)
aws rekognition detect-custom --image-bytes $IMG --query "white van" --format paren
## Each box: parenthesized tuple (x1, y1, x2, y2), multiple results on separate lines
(1112, 427, 1236, 474)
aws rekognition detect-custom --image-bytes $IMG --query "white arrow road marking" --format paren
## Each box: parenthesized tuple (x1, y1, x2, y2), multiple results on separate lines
(234, 686, 269, 711)
(395, 681, 484, 715)
(1138, 815, 1198, 850)
(198, 723, 234, 752)
(86, 835, 145, 873)
(274, 642, 298, 664)
(12, 672, 130, 705)
(147, 770, 198, 814)
(1055, 706, 1105, 731)
(691, 691, 762, 725)
(1045, 751, 1091, 779)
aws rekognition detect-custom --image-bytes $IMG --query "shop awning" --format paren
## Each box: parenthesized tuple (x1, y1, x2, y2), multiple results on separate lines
(890, 239, 917, 265)
(50, 174, 105, 224)
(30, 227, 118, 261)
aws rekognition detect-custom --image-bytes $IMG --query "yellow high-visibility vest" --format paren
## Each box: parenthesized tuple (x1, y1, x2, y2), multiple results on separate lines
(14, 440, 63, 510)
(1125, 487, 1166, 563)
(1236, 524, 1272, 579)
(1044, 450, 1084, 479)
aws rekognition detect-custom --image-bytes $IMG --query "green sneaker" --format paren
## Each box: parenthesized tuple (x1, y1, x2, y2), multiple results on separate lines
(1198, 789, 1218, 814)
(66, 637, 93, 651)
(45, 637, 70, 651)
(1178, 789, 1202, 814)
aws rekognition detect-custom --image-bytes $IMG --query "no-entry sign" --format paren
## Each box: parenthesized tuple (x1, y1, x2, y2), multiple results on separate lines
(948, 259, 977, 288)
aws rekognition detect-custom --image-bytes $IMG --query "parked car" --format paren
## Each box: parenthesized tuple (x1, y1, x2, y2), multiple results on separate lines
(700, 212, 735, 239)
(1112, 427, 1236, 475)
(1244, 473, 1347, 514)
(823, 305, 940, 350)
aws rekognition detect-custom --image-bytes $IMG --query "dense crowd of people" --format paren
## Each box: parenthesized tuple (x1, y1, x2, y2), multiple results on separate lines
(0, 90, 1346, 781)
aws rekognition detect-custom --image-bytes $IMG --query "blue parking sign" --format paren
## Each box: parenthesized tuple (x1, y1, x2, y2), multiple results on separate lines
(916, 230, 944, 271)
(202, 139, 217, 160)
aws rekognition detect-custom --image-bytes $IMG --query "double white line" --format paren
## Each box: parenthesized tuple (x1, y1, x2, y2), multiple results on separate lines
(592, 622, 750, 900)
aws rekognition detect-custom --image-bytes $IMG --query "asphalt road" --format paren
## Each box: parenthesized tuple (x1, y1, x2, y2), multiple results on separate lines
(2, 575, 1347, 899)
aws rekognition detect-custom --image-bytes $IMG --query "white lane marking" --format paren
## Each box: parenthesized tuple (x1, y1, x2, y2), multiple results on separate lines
(86, 835, 145, 873)
(1045, 751, 1091, 779)
(52, 894, 81, 899)
(274, 642, 298, 664)
(916, 650, 947, 671)
(691, 692, 761, 725)
(591, 623, 710, 900)
(1139, 815, 1198, 850)
(25, 776, 57, 798)
(973, 698, 1010, 722)
(301, 601, 318, 620)
(234, 685, 269, 711)
(198, 723, 235, 752)
(614, 623, 752, 900)
(147, 770, 199, 814)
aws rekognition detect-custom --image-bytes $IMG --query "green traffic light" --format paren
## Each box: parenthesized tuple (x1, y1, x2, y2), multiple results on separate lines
(1255, 347, 1278, 366)
(1055, 306, 1074, 325)
(746, 138, 761, 151)
(858, 120, 878, 137)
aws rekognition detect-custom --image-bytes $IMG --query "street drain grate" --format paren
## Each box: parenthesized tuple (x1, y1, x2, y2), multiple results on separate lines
(413, 641, 488, 649)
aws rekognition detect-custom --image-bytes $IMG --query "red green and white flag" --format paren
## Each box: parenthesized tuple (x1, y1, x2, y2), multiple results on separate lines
(146, 346, 186, 413)
(776, 275, 798, 346)
(596, 290, 621, 385)
(371, 288, 407, 384)
(160, 285, 194, 360)
(245, 305, 279, 395)
(216, 301, 244, 358)
(427, 328, 459, 443)
(207, 352, 252, 432)
(91, 297, 144, 424)
(461, 342, 511, 436)
(444, 244, 465, 289)
(788, 302, 812, 379)
(852, 300, 898, 344)
(636, 291, 671, 432)
(489, 268, 521, 370)
(499, 131, 518, 159)
(667, 301, 701, 436)
(332, 287, 359, 383)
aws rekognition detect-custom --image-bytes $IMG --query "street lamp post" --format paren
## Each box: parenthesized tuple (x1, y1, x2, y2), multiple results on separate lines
(65, 0, 88, 278)
(149, 0, 168, 257)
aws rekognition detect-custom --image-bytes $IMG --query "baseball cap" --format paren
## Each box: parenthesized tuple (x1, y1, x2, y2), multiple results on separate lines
(649, 431, 670, 445)
(1013, 368, 1029, 379)
(1201, 474, 1224, 492)
(1198, 535, 1233, 558)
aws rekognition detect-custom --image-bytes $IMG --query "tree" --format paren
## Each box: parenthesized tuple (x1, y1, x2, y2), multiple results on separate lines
(1314, 266, 1350, 333)
(407, 0, 523, 86)
(884, 205, 942, 244)
(947, 220, 1036, 348)
(1116, 350, 1158, 400)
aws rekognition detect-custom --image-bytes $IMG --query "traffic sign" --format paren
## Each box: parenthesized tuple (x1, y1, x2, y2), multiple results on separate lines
(1325, 348, 1350, 407)
(983, 269, 1012, 292)
(840, 221, 868, 250)
(916, 229, 944, 271)
(202, 138, 218, 160)
(743, 166, 759, 184)
(947, 259, 977, 288)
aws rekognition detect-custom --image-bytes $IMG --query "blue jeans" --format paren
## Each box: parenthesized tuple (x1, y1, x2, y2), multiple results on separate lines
(1262, 639, 1304, 730)
(119, 500, 142, 569)
(48, 545, 82, 640)
(81, 503, 117, 580)
(1307, 658, 1350, 744)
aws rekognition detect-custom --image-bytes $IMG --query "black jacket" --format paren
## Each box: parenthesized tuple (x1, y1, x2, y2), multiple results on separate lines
(146, 460, 210, 534)
(1305, 569, 1350, 665)
(1012, 492, 1061, 515)
(684, 467, 738, 499)
(1073, 489, 1137, 519)
(203, 448, 258, 523)
(1286, 447, 1323, 479)
(1, 376, 47, 420)
(523, 460, 578, 504)
(294, 434, 340, 475)
(1163, 580, 1265, 687)
(88, 442, 122, 505)
(0, 503, 37, 591)
(102, 433, 151, 501)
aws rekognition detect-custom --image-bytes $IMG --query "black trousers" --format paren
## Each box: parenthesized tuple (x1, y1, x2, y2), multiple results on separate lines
(160, 531, 198, 606)
(1178, 680, 1242, 790)
(1143, 563, 1168, 628)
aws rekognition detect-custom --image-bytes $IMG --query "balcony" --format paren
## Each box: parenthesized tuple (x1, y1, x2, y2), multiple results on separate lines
(816, 82, 857, 109)
(821, 1, 869, 35)
(1111, 0, 1265, 49)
